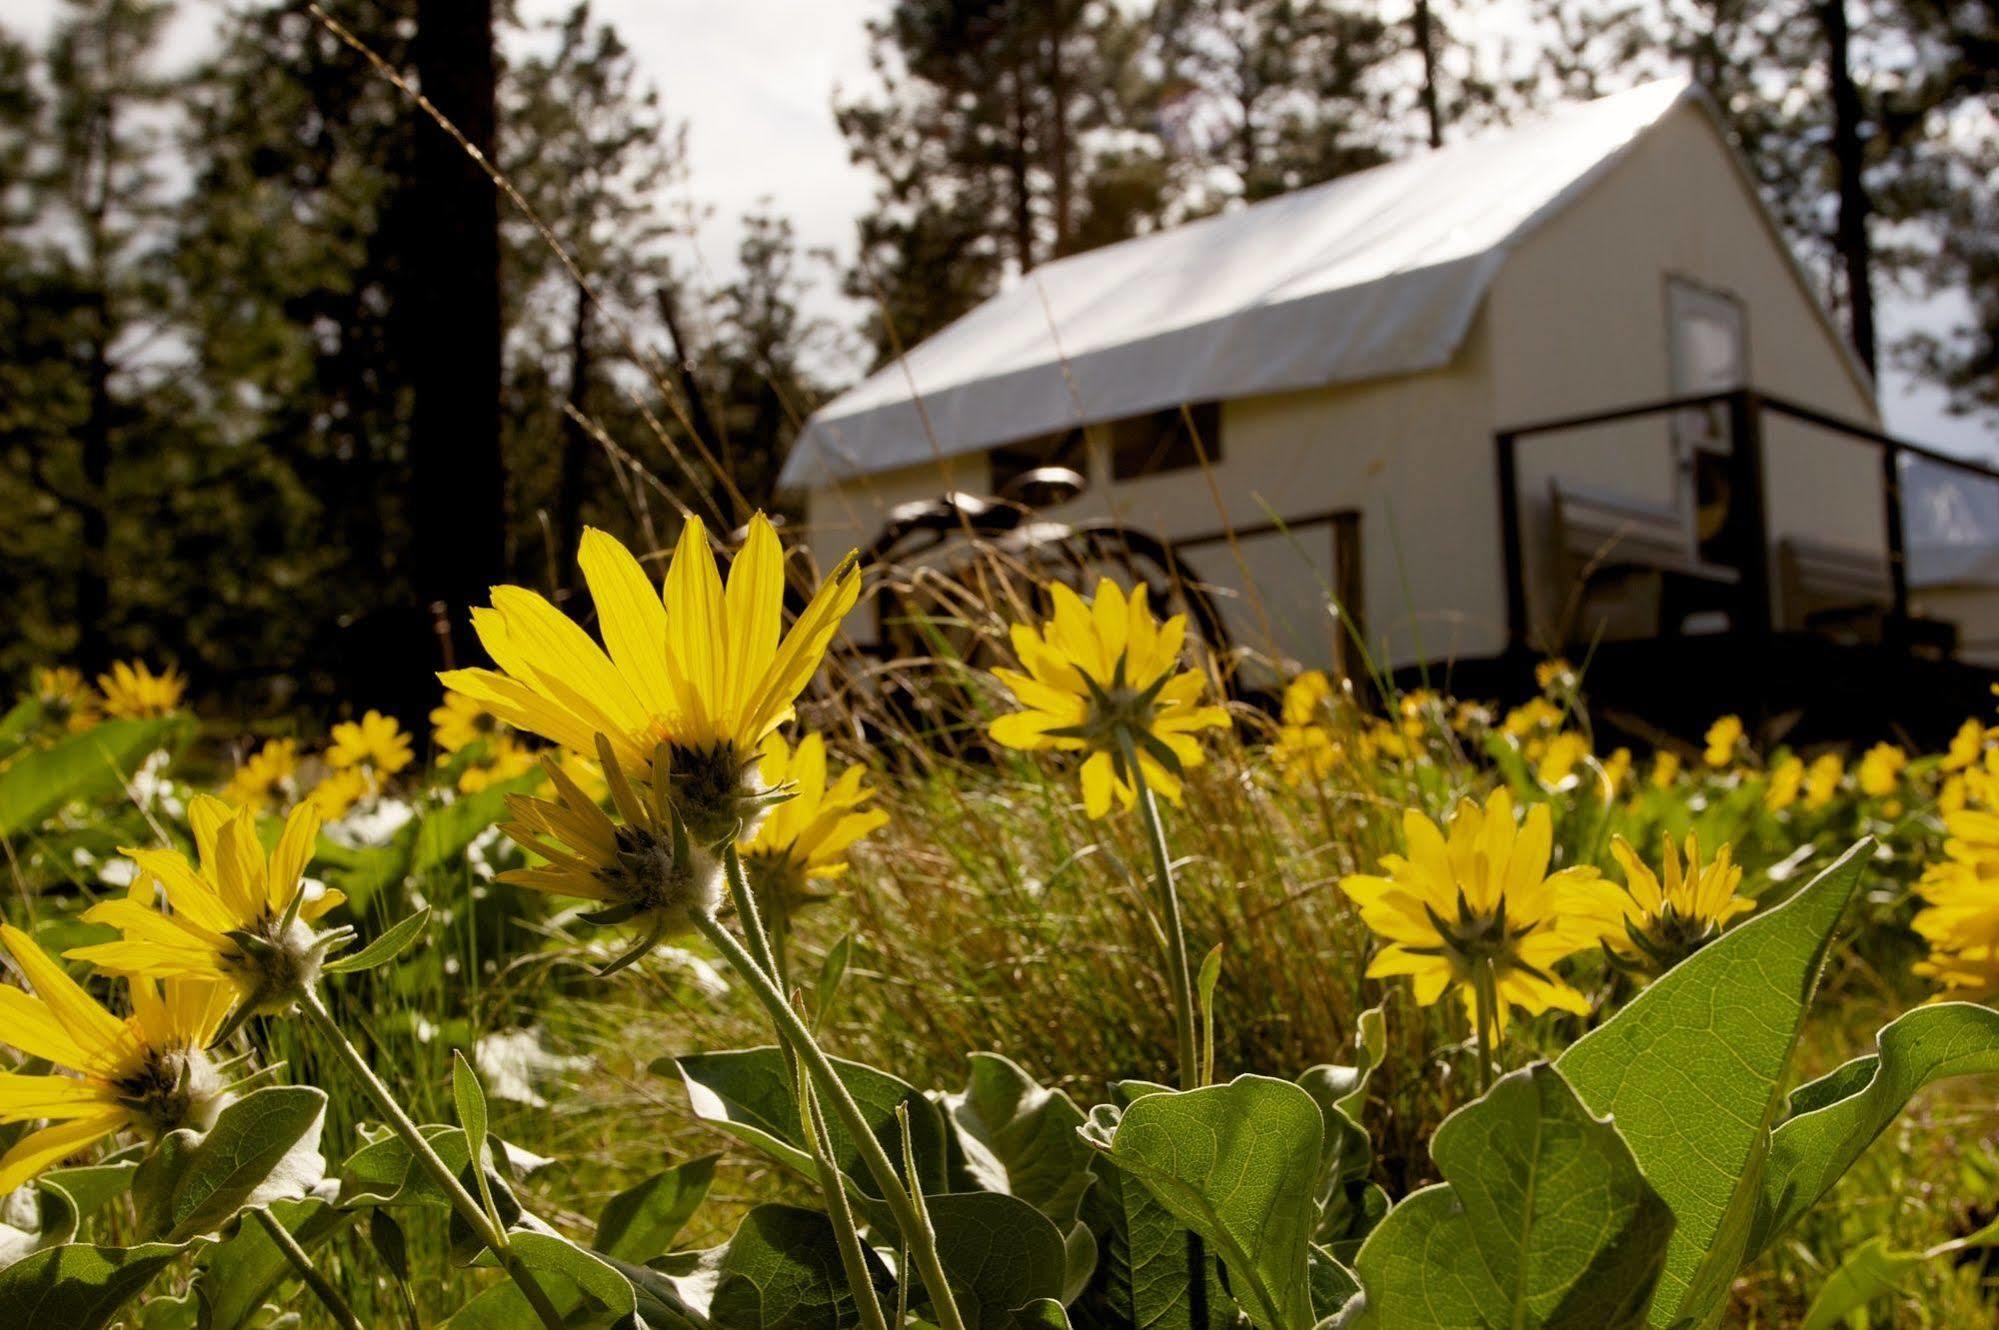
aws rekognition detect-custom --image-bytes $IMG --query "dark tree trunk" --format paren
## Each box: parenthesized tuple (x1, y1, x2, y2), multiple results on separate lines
(556, 279, 592, 587)
(409, 0, 504, 670)
(1413, 0, 1444, 149)
(1822, 0, 1878, 378)
(656, 282, 725, 518)
(76, 315, 113, 673)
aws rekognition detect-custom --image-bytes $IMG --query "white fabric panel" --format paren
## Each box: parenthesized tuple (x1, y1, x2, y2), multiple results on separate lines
(784, 78, 1696, 489)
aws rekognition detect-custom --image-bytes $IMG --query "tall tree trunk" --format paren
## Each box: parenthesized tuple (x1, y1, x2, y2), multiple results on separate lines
(76, 315, 113, 673)
(1822, 0, 1878, 378)
(556, 278, 592, 589)
(409, 0, 504, 672)
(1413, 0, 1444, 149)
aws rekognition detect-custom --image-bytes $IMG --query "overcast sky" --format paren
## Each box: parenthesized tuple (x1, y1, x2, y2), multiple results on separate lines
(9, 0, 1995, 457)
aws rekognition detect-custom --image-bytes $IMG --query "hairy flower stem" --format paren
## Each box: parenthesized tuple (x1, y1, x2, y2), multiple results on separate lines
(694, 907, 968, 1330)
(1471, 961, 1498, 1097)
(253, 1206, 363, 1330)
(724, 846, 887, 1329)
(1121, 731, 1201, 1090)
(299, 990, 565, 1330)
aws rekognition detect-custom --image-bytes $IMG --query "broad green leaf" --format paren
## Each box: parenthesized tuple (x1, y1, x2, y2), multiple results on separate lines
(132, 1086, 327, 1244)
(815, 932, 854, 1032)
(1351, 1063, 1671, 1329)
(509, 1231, 638, 1319)
(1308, 1244, 1362, 1322)
(1749, 1001, 1999, 1258)
(708, 1203, 893, 1329)
(39, 1162, 138, 1228)
(0, 716, 188, 836)
(0, 1240, 191, 1328)
(0, 698, 42, 757)
(926, 1191, 1069, 1329)
(1798, 1236, 1921, 1330)
(1073, 1132, 1235, 1329)
(338, 1124, 541, 1210)
(594, 1155, 717, 1262)
(665, 1047, 947, 1198)
(1087, 1075, 1322, 1330)
(1555, 840, 1868, 1328)
(324, 907, 431, 974)
(192, 1197, 350, 1330)
(944, 1052, 1094, 1225)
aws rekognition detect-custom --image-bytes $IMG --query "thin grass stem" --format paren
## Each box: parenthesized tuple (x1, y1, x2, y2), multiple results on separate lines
(1119, 730, 1201, 1091)
(252, 1206, 363, 1330)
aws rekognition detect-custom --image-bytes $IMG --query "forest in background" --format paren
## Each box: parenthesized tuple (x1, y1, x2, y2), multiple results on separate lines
(1, 0, 1994, 722)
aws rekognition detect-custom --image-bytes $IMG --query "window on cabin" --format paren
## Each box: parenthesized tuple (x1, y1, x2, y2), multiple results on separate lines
(989, 427, 1088, 496)
(1110, 402, 1221, 481)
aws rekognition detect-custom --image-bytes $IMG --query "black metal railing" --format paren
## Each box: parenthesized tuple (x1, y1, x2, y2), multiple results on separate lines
(1495, 386, 1999, 660)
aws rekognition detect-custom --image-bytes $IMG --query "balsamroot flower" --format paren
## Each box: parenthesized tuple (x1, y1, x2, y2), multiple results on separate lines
(499, 741, 722, 972)
(33, 666, 98, 733)
(224, 738, 301, 812)
(738, 733, 888, 920)
(97, 660, 186, 720)
(988, 578, 1229, 818)
(1606, 833, 1756, 974)
(457, 735, 538, 793)
(1339, 790, 1617, 1032)
(430, 692, 500, 754)
(0, 925, 233, 1191)
(69, 798, 346, 1015)
(1703, 715, 1744, 768)
(1911, 808, 1999, 1000)
(1857, 742, 1907, 798)
(329, 710, 414, 780)
(442, 516, 861, 844)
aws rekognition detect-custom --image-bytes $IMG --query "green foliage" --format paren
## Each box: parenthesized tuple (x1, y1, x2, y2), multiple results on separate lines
(130, 1086, 327, 1244)
(0, 715, 186, 835)
(1351, 1063, 1671, 1329)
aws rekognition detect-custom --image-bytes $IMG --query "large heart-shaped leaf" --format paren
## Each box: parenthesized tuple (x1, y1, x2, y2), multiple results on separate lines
(0, 1239, 192, 1329)
(1073, 1127, 1235, 1329)
(926, 1191, 1070, 1329)
(595, 1155, 718, 1262)
(665, 1047, 947, 1198)
(1748, 1000, 1999, 1258)
(707, 1202, 894, 1329)
(1084, 1075, 1322, 1330)
(0, 716, 188, 836)
(133, 1086, 327, 1244)
(943, 1053, 1094, 1225)
(1555, 841, 1868, 1328)
(1351, 1062, 1671, 1329)
(192, 1197, 350, 1330)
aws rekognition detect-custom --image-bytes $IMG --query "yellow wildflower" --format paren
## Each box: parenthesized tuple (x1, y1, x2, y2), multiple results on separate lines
(304, 769, 369, 821)
(1704, 715, 1744, 768)
(989, 578, 1230, 819)
(1501, 698, 1561, 740)
(1600, 747, 1633, 796)
(1803, 753, 1844, 809)
(1606, 833, 1756, 973)
(69, 798, 344, 1014)
(457, 734, 539, 793)
(1942, 719, 1989, 773)
(329, 710, 414, 778)
(1650, 750, 1682, 790)
(1338, 790, 1619, 1032)
(97, 661, 186, 720)
(1857, 743, 1906, 798)
(223, 738, 301, 812)
(1765, 755, 1804, 812)
(739, 733, 888, 919)
(430, 692, 500, 754)
(1911, 808, 1999, 1000)
(1535, 657, 1577, 695)
(443, 517, 860, 844)
(0, 926, 233, 1192)
(32, 666, 98, 732)
(1535, 732, 1590, 790)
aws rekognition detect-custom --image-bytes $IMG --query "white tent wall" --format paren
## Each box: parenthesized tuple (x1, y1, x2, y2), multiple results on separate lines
(1490, 97, 1886, 645)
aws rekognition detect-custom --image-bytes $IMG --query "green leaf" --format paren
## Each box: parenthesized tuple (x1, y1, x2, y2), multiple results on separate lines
(1296, 1005, 1389, 1255)
(1073, 1127, 1235, 1329)
(594, 1154, 717, 1263)
(1555, 841, 1869, 1329)
(1798, 1236, 1921, 1330)
(509, 1231, 638, 1319)
(708, 1202, 894, 1329)
(814, 932, 854, 1032)
(338, 1124, 540, 1210)
(324, 907, 431, 975)
(665, 1047, 947, 1198)
(943, 1052, 1095, 1226)
(39, 1162, 138, 1229)
(1087, 1075, 1322, 1330)
(0, 716, 189, 836)
(0, 1240, 191, 1328)
(132, 1086, 327, 1244)
(1350, 1063, 1671, 1329)
(453, 1052, 492, 1176)
(1749, 1001, 1999, 1258)
(926, 1191, 1070, 1329)
(1308, 1244, 1362, 1322)
(192, 1197, 350, 1330)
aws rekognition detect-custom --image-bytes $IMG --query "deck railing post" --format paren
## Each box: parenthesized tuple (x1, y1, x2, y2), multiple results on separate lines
(1726, 389, 1773, 722)
(1495, 430, 1528, 672)
(1881, 440, 1910, 650)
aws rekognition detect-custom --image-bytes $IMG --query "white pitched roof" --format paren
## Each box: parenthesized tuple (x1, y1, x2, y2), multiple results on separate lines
(783, 78, 1699, 489)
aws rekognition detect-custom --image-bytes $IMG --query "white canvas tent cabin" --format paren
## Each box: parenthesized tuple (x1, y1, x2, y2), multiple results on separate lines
(782, 78, 1999, 741)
